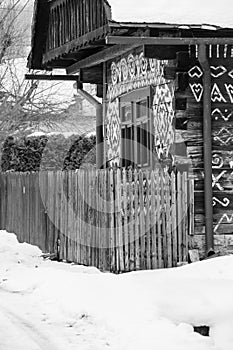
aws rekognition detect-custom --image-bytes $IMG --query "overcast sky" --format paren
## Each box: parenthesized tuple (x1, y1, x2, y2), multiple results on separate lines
(109, 0, 233, 28)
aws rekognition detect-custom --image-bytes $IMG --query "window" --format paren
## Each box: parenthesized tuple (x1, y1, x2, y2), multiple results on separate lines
(120, 87, 152, 169)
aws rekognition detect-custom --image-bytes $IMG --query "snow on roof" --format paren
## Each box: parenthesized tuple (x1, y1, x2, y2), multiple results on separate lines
(109, 0, 233, 29)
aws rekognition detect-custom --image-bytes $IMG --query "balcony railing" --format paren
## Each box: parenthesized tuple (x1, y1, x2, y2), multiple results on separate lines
(46, 0, 109, 52)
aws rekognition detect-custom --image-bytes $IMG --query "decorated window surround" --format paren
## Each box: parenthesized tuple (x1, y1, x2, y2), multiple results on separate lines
(105, 47, 175, 166)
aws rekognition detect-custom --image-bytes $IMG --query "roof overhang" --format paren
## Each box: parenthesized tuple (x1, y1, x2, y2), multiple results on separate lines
(28, 0, 233, 72)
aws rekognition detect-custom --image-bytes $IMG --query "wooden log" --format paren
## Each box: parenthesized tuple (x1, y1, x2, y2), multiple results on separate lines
(193, 234, 233, 256)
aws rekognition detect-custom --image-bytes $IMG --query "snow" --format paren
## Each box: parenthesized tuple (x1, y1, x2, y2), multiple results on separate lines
(28, 131, 80, 138)
(1, 230, 233, 350)
(109, 0, 233, 28)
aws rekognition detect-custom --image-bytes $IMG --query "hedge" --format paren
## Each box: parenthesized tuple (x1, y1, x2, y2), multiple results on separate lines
(1, 134, 96, 172)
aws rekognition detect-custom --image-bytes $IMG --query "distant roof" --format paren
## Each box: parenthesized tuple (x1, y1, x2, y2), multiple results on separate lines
(109, 0, 233, 29)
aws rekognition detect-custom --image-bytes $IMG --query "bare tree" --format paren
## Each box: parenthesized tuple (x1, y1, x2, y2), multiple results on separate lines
(0, 0, 75, 137)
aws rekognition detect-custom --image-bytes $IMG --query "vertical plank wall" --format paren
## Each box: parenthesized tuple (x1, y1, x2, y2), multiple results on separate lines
(0, 169, 193, 272)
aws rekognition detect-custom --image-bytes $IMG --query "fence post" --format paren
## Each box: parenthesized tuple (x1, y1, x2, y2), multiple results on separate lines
(128, 169, 135, 271)
(165, 172, 172, 268)
(144, 170, 151, 270)
(171, 172, 178, 266)
(109, 168, 115, 272)
(122, 168, 129, 271)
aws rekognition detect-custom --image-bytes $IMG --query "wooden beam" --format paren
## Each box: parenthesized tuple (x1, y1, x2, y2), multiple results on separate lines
(25, 74, 79, 81)
(198, 44, 214, 253)
(106, 36, 233, 46)
(66, 44, 137, 74)
(79, 66, 103, 84)
(96, 84, 103, 98)
(144, 45, 188, 60)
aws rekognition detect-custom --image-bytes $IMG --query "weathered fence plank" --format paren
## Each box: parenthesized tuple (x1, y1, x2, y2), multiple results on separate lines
(150, 171, 157, 269)
(165, 173, 172, 268)
(156, 171, 163, 268)
(128, 169, 134, 271)
(177, 172, 183, 263)
(171, 172, 177, 266)
(109, 168, 115, 272)
(134, 169, 140, 270)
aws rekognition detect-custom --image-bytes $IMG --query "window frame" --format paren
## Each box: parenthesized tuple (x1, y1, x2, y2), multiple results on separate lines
(119, 87, 153, 169)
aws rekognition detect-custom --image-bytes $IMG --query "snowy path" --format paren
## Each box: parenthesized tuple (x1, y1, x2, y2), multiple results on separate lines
(0, 290, 62, 350)
(0, 287, 113, 350)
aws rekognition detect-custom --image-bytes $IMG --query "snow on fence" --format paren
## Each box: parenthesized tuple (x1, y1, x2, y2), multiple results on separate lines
(0, 169, 194, 272)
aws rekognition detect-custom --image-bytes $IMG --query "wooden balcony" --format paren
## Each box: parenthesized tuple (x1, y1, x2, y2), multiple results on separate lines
(44, 0, 110, 60)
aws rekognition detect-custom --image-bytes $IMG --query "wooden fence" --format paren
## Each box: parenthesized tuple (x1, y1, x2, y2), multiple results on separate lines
(0, 169, 194, 272)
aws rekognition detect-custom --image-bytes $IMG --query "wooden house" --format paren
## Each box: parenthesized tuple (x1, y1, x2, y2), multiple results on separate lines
(28, 0, 233, 257)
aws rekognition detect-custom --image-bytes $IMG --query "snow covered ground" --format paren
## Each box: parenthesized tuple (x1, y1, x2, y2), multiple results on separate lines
(1, 230, 233, 350)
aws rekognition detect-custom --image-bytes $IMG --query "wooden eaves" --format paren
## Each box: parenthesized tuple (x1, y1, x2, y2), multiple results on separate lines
(66, 35, 233, 74)
(105, 36, 233, 45)
(66, 44, 138, 74)
(25, 74, 80, 81)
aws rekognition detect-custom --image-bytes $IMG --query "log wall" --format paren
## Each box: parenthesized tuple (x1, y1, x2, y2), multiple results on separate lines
(183, 46, 233, 254)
